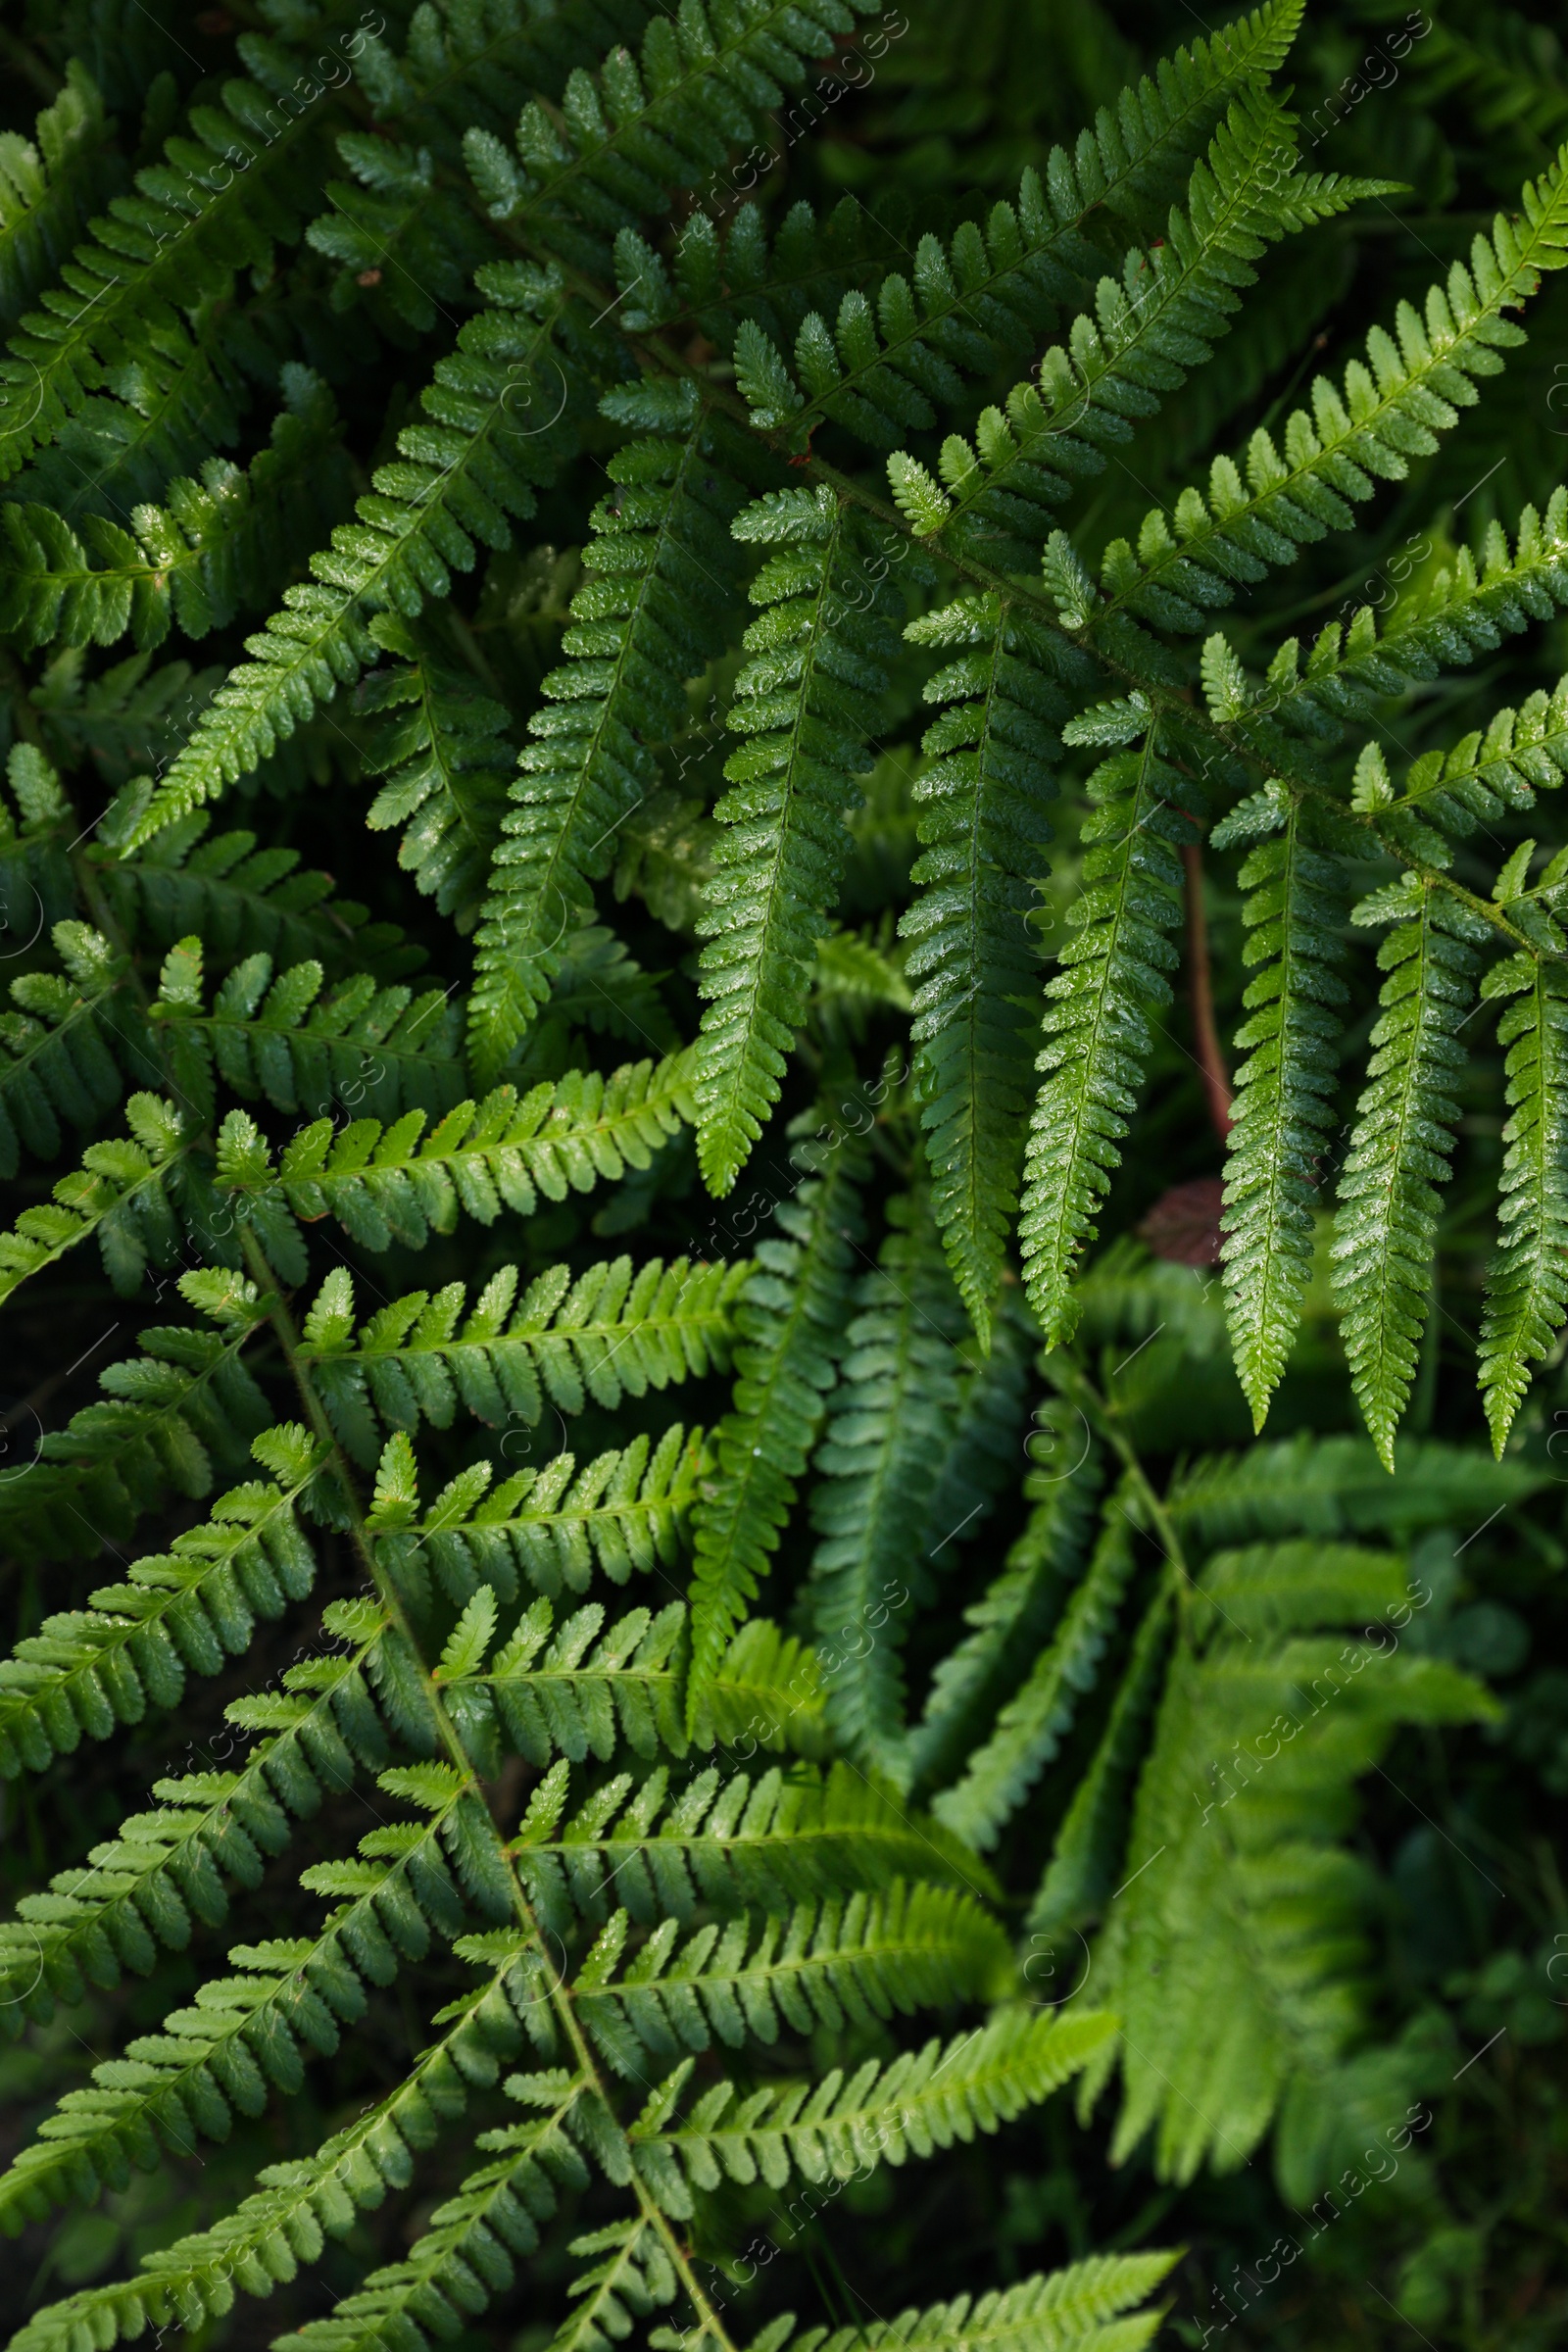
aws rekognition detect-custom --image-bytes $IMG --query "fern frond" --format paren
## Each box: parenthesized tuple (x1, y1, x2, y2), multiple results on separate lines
(667, 191, 918, 362)
(0, 367, 348, 655)
(356, 613, 516, 932)
(0, 1597, 395, 2032)
(1477, 947, 1568, 1449)
(1031, 1583, 1173, 1936)
(470, 377, 745, 1082)
(1071, 1233, 1230, 1358)
(0, 63, 122, 328)
(576, 1883, 1011, 2076)
(1165, 1430, 1542, 1546)
(810, 921, 911, 1028)
(0, 918, 141, 1176)
(1331, 877, 1488, 1468)
(0, 1424, 323, 1777)
(442, 1593, 688, 1774)
(282, 2081, 598, 2352)
(0, 62, 337, 487)
(686, 1145, 863, 1708)
(0, 1769, 489, 2228)
(631, 2006, 1113, 2212)
(614, 784, 715, 932)
(906, 91, 1386, 567)
(1093, 1543, 1491, 2180)
(1092, 145, 1568, 631)
(808, 1193, 970, 1777)
(934, 1496, 1138, 1855)
(1211, 784, 1349, 1428)
(7, 1932, 563, 2345)
(730, 0, 1311, 455)
(0, 740, 75, 938)
(306, 125, 493, 333)
(725, 2252, 1180, 2352)
(693, 1617, 829, 1758)
(1248, 490, 1568, 752)
(1379, 675, 1568, 852)
(1019, 716, 1199, 1346)
(299, 1251, 742, 1464)
(101, 806, 420, 979)
(550, 2219, 679, 2352)
(919, 1295, 1035, 1553)
(151, 934, 466, 1128)
(900, 594, 1067, 1341)
(675, 0, 1306, 367)
(0, 1088, 192, 1302)
(347, 0, 652, 171)
(694, 489, 899, 1193)
(216, 1051, 696, 1253)
(0, 1265, 269, 1564)
(370, 1428, 712, 1611)
(508, 1756, 991, 1939)
(906, 1464, 1101, 1800)
(537, 918, 681, 1056)
(127, 274, 581, 840)
(462, 0, 887, 280)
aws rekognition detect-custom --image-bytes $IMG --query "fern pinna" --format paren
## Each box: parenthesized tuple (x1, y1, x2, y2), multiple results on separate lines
(2, 0, 1566, 2343)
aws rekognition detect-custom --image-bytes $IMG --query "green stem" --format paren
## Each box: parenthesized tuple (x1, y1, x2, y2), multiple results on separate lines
(1051, 1352, 1194, 1628)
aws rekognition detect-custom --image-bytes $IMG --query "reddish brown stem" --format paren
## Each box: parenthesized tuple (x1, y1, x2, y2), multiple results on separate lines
(1183, 842, 1233, 1141)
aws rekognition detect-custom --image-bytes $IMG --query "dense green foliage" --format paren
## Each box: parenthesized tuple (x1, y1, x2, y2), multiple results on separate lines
(1, 2, 1567, 2349)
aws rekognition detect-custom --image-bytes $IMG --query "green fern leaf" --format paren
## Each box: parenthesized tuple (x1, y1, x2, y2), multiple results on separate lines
(933, 1496, 1138, 1854)
(1095, 145, 1568, 632)
(1332, 877, 1488, 1467)
(300, 1251, 742, 1466)
(470, 377, 745, 1082)
(355, 614, 517, 932)
(634, 2006, 1114, 2212)
(694, 490, 899, 1192)
(807, 1192, 972, 1777)
(374, 1429, 712, 1618)
(0, 1597, 394, 2031)
(576, 1882, 1011, 2074)
(0, 1772, 487, 2228)
(1478, 949, 1568, 1449)
(0, 1089, 191, 1302)
(152, 932, 465, 1128)
(0, 61, 338, 493)
(691, 1617, 829, 1759)
(508, 1756, 992, 1940)
(900, 594, 1069, 1340)
(906, 1462, 1102, 1801)
(1212, 784, 1350, 1427)
(218, 1052, 697, 1254)
(0, 368, 348, 654)
(928, 89, 1390, 568)
(1092, 1541, 1491, 2180)
(1018, 717, 1198, 1345)
(0, 1423, 322, 1777)
(731, 0, 1312, 457)
(6, 1931, 563, 2347)
(0, 63, 122, 328)
(97, 805, 419, 979)
(1165, 1429, 1542, 1546)
(686, 1142, 863, 1709)
(1030, 1583, 1174, 1936)
(0, 917, 141, 1176)
(0, 1266, 269, 1563)
(721, 2252, 1180, 2352)
(126, 273, 581, 840)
